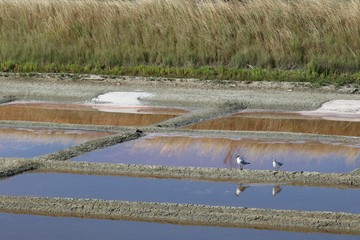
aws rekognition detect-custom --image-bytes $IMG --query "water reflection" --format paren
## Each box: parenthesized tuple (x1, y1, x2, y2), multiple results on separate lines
(185, 112, 360, 137)
(0, 127, 111, 158)
(235, 184, 283, 197)
(74, 135, 360, 173)
(0, 173, 359, 213)
(0, 214, 358, 240)
(235, 184, 250, 196)
(0, 102, 186, 126)
(272, 185, 283, 197)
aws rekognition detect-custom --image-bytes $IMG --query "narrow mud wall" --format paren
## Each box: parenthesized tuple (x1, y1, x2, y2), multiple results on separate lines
(36, 161, 360, 188)
(35, 131, 143, 161)
(0, 196, 359, 235)
(0, 158, 39, 178)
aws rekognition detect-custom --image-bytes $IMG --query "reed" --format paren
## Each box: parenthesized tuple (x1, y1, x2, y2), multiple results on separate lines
(1, 0, 360, 79)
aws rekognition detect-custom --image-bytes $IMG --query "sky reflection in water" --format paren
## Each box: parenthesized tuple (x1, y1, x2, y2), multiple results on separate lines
(0, 173, 359, 213)
(0, 213, 358, 240)
(74, 134, 360, 173)
(0, 127, 111, 158)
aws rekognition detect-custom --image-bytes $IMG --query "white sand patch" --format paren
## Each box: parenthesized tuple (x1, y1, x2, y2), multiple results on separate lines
(90, 92, 153, 106)
(300, 100, 360, 122)
(88, 92, 153, 113)
(89, 104, 149, 113)
(315, 100, 360, 114)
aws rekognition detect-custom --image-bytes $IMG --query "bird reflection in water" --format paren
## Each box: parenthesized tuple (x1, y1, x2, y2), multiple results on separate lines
(272, 185, 283, 197)
(235, 183, 250, 196)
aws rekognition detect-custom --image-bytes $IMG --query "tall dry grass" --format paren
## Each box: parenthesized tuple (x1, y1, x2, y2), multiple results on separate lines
(1, 0, 360, 73)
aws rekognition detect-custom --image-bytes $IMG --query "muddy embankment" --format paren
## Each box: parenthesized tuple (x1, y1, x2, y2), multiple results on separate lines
(0, 195, 359, 235)
(0, 74, 360, 234)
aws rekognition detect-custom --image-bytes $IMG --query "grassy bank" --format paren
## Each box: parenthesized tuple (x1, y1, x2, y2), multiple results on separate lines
(1, 61, 360, 86)
(1, 0, 360, 84)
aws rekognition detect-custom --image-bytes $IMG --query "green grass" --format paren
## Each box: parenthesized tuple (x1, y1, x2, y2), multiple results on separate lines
(1, 61, 359, 86)
(1, 0, 360, 85)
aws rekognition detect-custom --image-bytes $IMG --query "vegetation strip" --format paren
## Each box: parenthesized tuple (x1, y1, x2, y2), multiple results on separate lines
(2, 63, 359, 86)
(37, 161, 360, 188)
(0, 196, 358, 235)
(2, 0, 360, 85)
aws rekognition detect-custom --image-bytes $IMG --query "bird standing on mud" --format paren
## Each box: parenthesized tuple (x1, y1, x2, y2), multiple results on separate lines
(273, 158, 283, 171)
(236, 155, 250, 170)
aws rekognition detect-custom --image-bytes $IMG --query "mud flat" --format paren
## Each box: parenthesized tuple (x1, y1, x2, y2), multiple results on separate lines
(0, 74, 359, 110)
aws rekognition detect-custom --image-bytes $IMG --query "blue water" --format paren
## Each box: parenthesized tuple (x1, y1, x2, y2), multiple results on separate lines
(0, 173, 358, 213)
(72, 134, 360, 173)
(0, 127, 110, 158)
(0, 213, 358, 240)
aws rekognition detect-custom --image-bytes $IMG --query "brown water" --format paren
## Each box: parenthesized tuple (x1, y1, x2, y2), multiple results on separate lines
(185, 112, 360, 137)
(73, 134, 360, 173)
(0, 127, 111, 158)
(0, 102, 187, 126)
(0, 213, 358, 240)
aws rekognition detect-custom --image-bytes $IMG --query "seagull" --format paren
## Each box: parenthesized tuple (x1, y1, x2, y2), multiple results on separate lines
(272, 185, 282, 196)
(273, 158, 284, 171)
(236, 155, 250, 170)
(236, 184, 250, 196)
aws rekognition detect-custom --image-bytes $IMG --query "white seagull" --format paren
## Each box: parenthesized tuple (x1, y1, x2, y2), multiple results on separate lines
(236, 155, 250, 170)
(273, 158, 284, 171)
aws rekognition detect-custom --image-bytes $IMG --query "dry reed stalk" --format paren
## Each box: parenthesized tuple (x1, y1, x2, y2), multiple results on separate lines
(0, 0, 359, 72)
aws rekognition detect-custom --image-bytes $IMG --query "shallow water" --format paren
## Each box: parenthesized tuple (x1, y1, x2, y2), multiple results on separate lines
(0, 213, 358, 240)
(185, 111, 360, 137)
(1, 173, 359, 213)
(0, 127, 111, 158)
(0, 102, 186, 126)
(73, 134, 360, 173)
